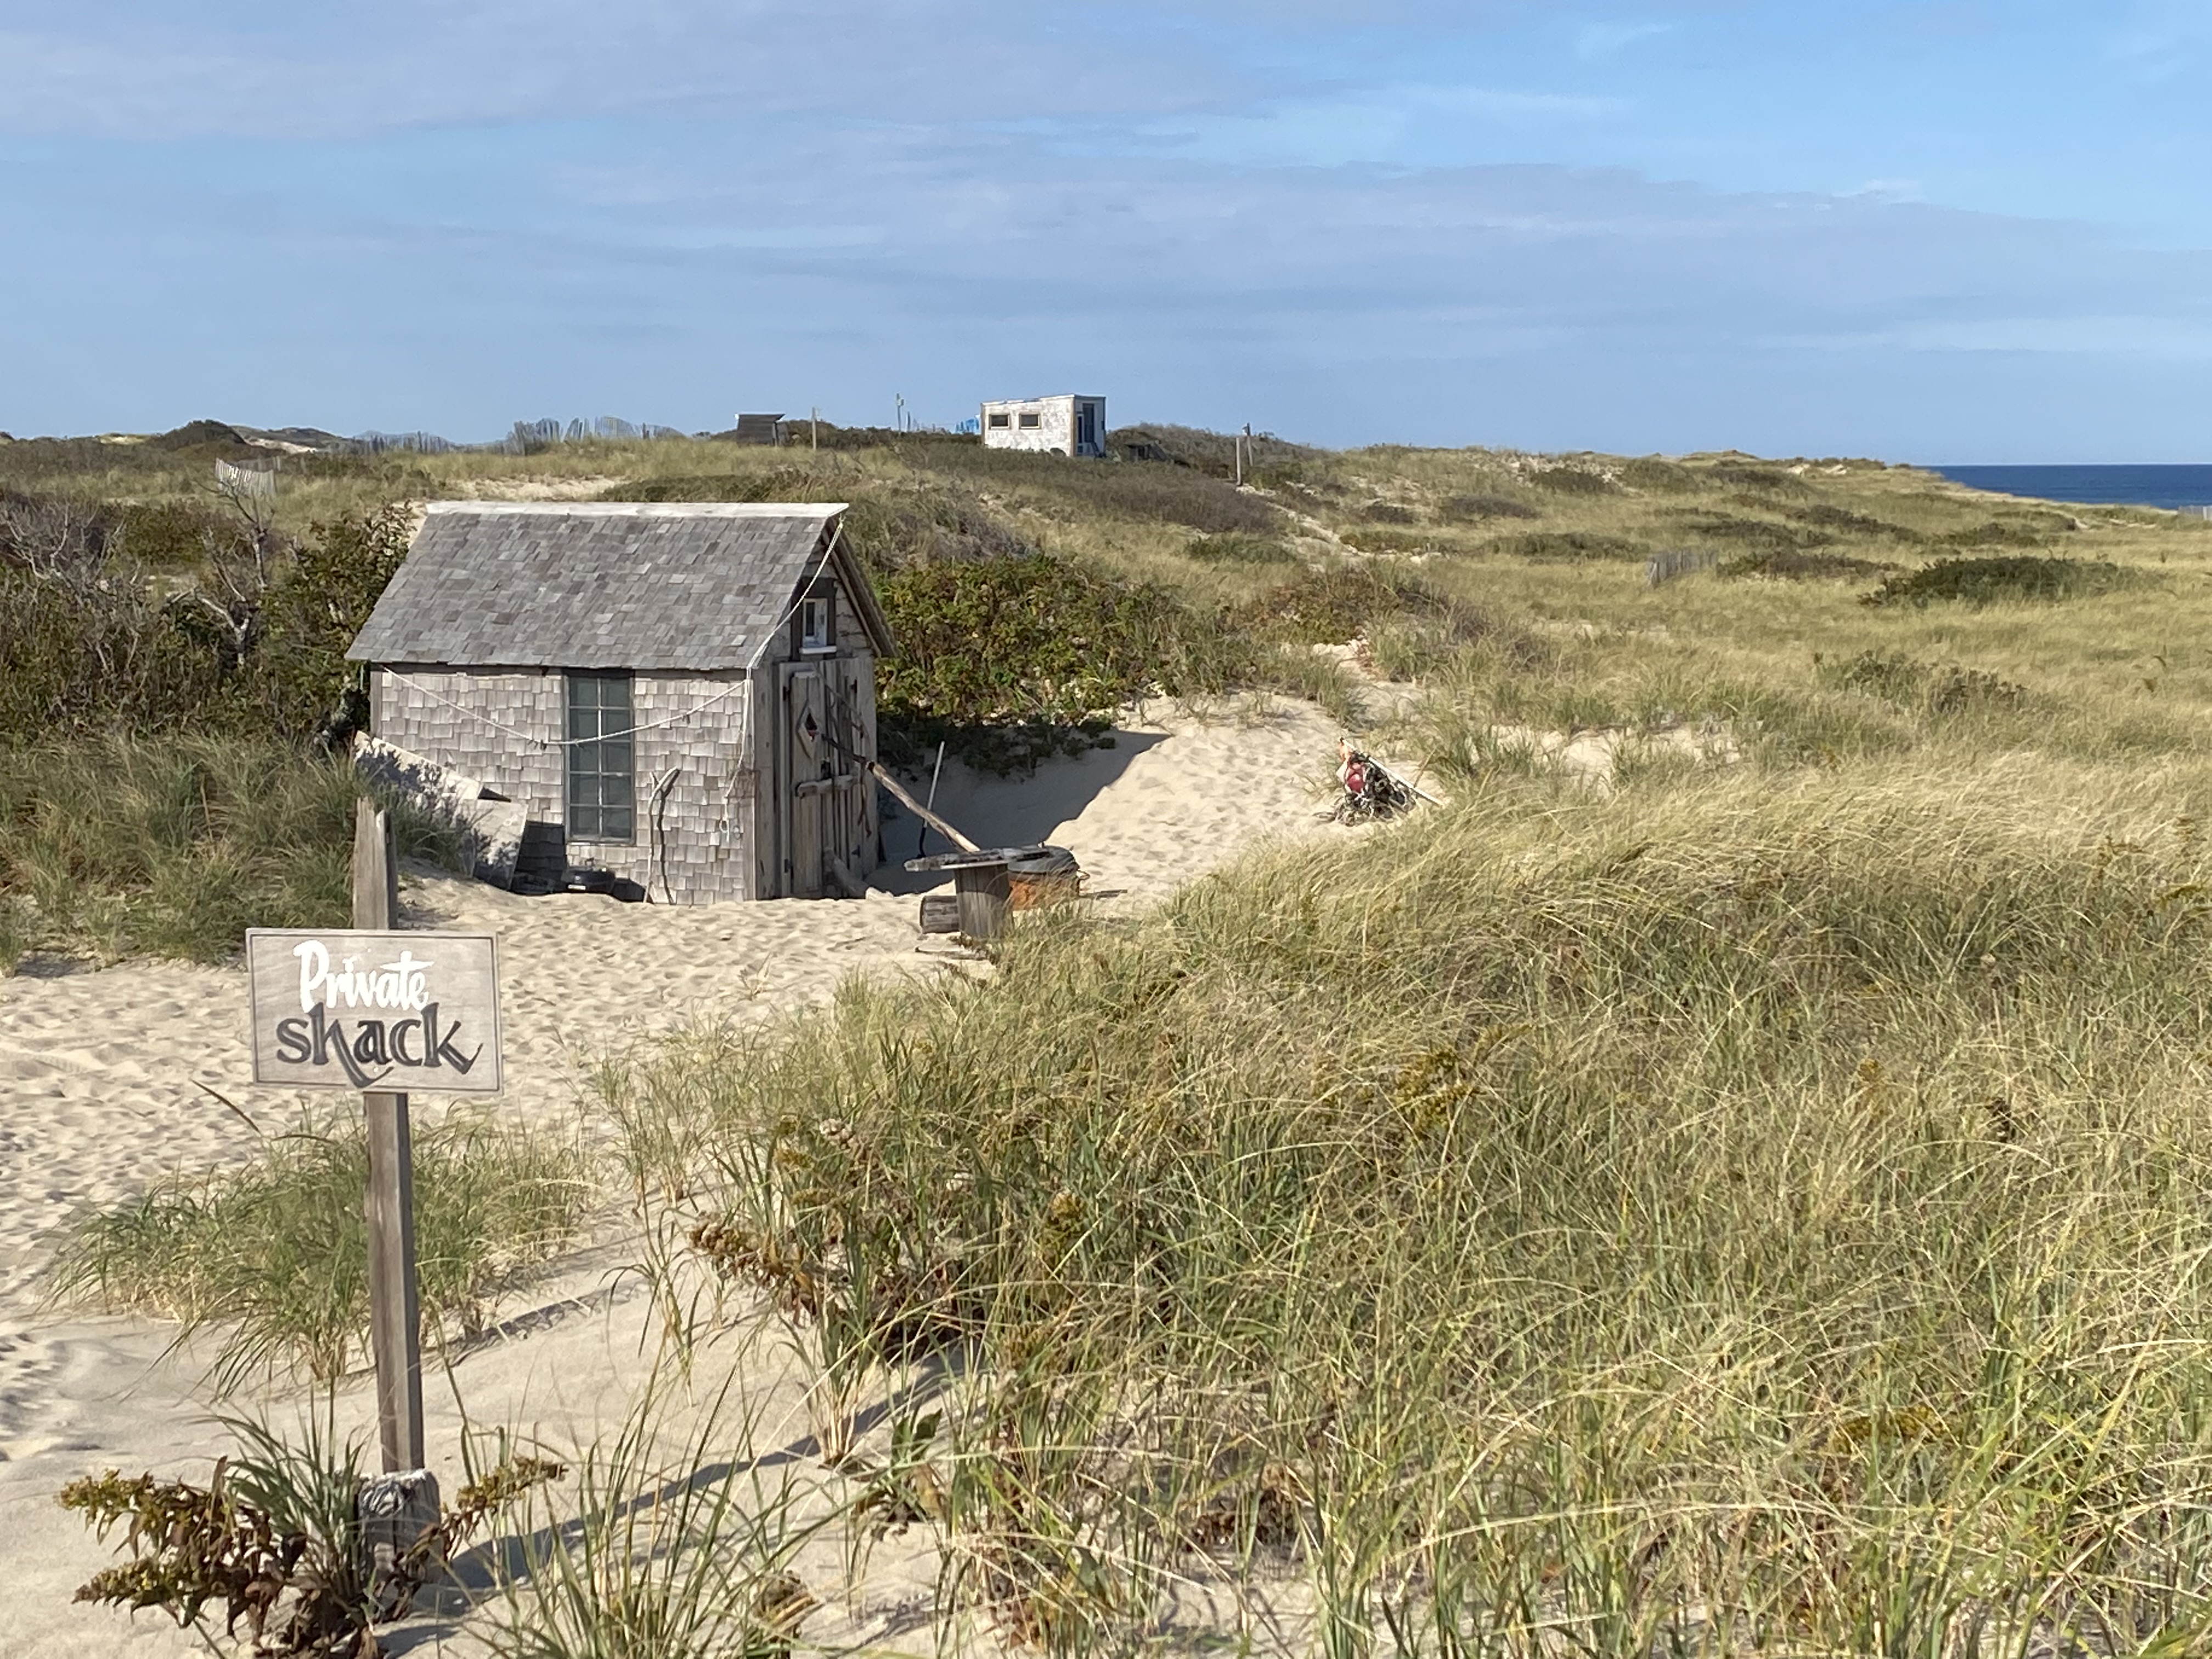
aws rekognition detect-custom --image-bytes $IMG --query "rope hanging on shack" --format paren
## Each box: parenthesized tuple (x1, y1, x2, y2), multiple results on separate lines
(375, 522, 849, 751)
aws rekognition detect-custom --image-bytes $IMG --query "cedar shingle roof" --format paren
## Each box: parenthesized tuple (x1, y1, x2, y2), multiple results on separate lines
(346, 502, 888, 671)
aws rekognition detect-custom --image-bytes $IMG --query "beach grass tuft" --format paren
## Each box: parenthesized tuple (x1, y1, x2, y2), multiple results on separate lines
(0, 736, 456, 971)
(50, 1104, 593, 1390)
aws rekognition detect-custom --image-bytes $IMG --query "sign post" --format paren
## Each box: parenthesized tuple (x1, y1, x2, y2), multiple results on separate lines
(244, 801, 503, 1478)
(354, 804, 421, 1472)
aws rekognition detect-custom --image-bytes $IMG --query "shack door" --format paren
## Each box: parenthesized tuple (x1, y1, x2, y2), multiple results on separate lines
(781, 663, 833, 898)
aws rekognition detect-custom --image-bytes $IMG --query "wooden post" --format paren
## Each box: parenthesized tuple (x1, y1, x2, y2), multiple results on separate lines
(353, 800, 425, 1474)
(953, 860, 1013, 940)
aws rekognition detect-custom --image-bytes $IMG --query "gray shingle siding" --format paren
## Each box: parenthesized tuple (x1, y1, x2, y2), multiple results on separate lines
(352, 503, 888, 905)
(370, 665, 777, 904)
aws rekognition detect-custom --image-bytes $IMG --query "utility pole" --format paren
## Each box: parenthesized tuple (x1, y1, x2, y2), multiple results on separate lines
(811, 407, 819, 453)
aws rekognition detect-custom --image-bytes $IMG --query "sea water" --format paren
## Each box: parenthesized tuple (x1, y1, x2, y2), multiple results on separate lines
(1928, 465, 2212, 511)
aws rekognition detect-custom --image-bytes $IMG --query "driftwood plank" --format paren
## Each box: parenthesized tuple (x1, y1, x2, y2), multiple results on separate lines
(867, 760, 981, 854)
(904, 846, 1048, 872)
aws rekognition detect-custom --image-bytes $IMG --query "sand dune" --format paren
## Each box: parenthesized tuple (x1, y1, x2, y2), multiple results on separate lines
(0, 699, 1347, 1656)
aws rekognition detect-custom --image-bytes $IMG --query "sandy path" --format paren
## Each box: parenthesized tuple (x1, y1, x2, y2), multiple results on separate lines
(1, 701, 1345, 1657)
(0, 701, 1340, 1309)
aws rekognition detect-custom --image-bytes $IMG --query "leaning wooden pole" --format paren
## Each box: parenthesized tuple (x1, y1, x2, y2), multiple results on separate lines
(353, 799, 425, 1474)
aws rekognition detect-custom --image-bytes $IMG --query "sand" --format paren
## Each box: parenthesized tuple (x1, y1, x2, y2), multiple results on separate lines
(0, 698, 1347, 1657)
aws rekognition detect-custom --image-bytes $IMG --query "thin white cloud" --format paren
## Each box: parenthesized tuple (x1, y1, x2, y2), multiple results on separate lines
(1576, 20, 1677, 58)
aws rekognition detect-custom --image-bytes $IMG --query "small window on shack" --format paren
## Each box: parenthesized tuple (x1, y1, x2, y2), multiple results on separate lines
(986, 411, 1011, 429)
(566, 672, 635, 843)
(1018, 411, 1041, 429)
(799, 592, 834, 654)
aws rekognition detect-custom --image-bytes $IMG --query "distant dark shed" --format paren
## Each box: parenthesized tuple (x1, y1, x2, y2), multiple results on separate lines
(346, 501, 894, 902)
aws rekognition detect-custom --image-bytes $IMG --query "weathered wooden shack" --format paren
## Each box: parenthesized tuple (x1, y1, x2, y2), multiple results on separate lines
(346, 501, 894, 902)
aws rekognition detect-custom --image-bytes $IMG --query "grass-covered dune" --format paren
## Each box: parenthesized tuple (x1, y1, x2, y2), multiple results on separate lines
(21, 419, 2212, 1649)
(605, 753, 2212, 1653)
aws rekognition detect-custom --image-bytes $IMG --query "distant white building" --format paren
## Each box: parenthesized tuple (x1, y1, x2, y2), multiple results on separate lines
(980, 394, 1106, 458)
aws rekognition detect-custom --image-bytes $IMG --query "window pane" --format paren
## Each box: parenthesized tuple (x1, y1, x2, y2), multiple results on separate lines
(567, 672, 636, 843)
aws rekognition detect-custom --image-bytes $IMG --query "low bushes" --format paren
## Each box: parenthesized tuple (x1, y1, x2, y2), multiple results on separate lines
(1184, 532, 1297, 565)
(1492, 529, 1649, 561)
(600, 470, 843, 505)
(1438, 492, 1539, 521)
(1828, 650, 2030, 715)
(1936, 516, 2074, 549)
(0, 503, 411, 744)
(874, 552, 1247, 770)
(1234, 565, 1445, 644)
(1720, 548, 1900, 581)
(1527, 464, 1614, 495)
(1618, 456, 1702, 493)
(1792, 503, 1918, 539)
(910, 441, 1289, 535)
(1709, 461, 1812, 494)
(1863, 555, 2134, 607)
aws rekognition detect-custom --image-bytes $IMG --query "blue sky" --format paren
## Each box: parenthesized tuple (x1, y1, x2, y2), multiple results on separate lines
(2, 2, 2207, 459)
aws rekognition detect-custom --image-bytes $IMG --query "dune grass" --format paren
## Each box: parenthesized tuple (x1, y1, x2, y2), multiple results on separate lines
(26, 425, 2212, 1651)
(50, 1104, 594, 1390)
(0, 735, 456, 972)
(600, 757, 2212, 1652)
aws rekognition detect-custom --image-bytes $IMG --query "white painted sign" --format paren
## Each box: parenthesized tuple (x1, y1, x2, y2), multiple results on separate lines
(245, 929, 503, 1093)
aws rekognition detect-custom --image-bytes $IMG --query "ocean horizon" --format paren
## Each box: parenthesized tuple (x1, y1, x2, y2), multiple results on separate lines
(1928, 464, 2212, 511)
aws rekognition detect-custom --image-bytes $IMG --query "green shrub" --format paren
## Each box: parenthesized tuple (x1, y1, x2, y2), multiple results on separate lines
(874, 553, 1245, 770)
(1708, 461, 1811, 494)
(1359, 500, 1417, 523)
(1338, 527, 1437, 555)
(1234, 565, 1443, 644)
(0, 504, 410, 745)
(1438, 493, 1539, 522)
(60, 1414, 560, 1652)
(1493, 530, 1649, 562)
(1105, 424, 1319, 481)
(1863, 556, 2134, 607)
(1528, 465, 1613, 495)
(839, 489, 1037, 570)
(1792, 503, 1918, 539)
(1934, 517, 2068, 550)
(1720, 549, 1900, 582)
(115, 500, 233, 567)
(1184, 532, 1298, 566)
(1618, 457, 1702, 493)
(1670, 510, 1830, 550)
(901, 441, 1287, 534)
(598, 470, 844, 505)
(1828, 650, 2030, 715)
(0, 566, 233, 737)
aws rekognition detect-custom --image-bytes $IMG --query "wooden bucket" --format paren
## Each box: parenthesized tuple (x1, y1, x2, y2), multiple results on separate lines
(1007, 846, 1081, 910)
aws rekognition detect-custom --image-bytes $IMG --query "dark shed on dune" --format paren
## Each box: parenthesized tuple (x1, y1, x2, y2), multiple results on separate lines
(346, 501, 894, 902)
